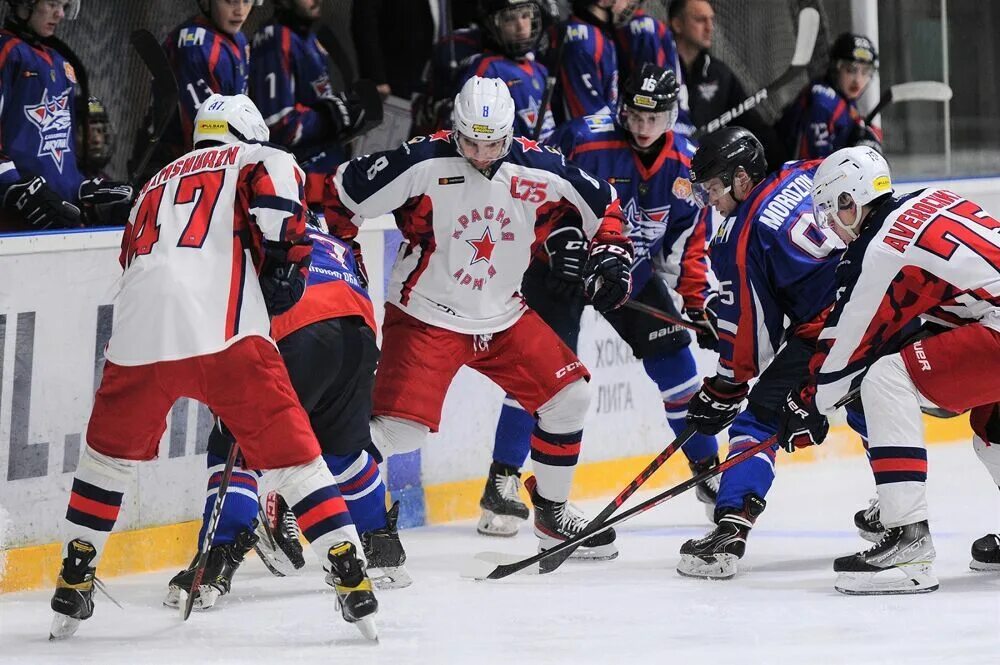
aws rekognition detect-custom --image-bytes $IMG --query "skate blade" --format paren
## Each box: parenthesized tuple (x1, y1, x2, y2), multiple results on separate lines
(834, 563, 939, 595)
(477, 510, 526, 537)
(536, 539, 619, 561)
(369, 565, 413, 590)
(969, 560, 1000, 572)
(459, 552, 540, 580)
(49, 613, 81, 640)
(676, 553, 738, 580)
(857, 528, 884, 544)
(253, 541, 299, 577)
(354, 616, 378, 642)
(170, 585, 221, 612)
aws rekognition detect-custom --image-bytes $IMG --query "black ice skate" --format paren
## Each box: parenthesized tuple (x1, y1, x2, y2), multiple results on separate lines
(326, 541, 379, 641)
(163, 529, 258, 610)
(477, 462, 530, 537)
(49, 539, 98, 640)
(361, 501, 412, 589)
(676, 494, 765, 580)
(688, 455, 720, 521)
(854, 497, 885, 543)
(253, 490, 306, 577)
(833, 520, 938, 595)
(970, 533, 1000, 572)
(525, 475, 618, 561)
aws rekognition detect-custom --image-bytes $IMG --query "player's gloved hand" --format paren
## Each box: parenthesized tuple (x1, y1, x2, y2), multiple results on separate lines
(544, 226, 587, 299)
(259, 238, 313, 316)
(2, 175, 81, 229)
(583, 238, 633, 312)
(776, 382, 829, 453)
(685, 292, 720, 351)
(316, 80, 384, 142)
(79, 177, 135, 226)
(686, 376, 749, 434)
(847, 122, 882, 153)
(350, 239, 369, 290)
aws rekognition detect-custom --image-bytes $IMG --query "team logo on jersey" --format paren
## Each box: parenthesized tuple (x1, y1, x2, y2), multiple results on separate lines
(63, 62, 77, 84)
(466, 227, 497, 265)
(451, 205, 516, 291)
(672, 177, 693, 200)
(429, 129, 453, 142)
(311, 74, 334, 99)
(513, 136, 542, 153)
(583, 113, 614, 134)
(621, 199, 670, 259)
(178, 27, 206, 47)
(23, 88, 73, 172)
(697, 81, 719, 102)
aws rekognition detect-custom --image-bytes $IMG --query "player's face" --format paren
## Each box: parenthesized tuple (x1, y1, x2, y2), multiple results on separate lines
(815, 192, 859, 243)
(27, 0, 69, 37)
(212, 0, 253, 36)
(458, 134, 506, 170)
(498, 6, 537, 44)
(694, 176, 736, 216)
(836, 61, 875, 100)
(622, 107, 670, 149)
(294, 0, 323, 20)
(676, 0, 714, 50)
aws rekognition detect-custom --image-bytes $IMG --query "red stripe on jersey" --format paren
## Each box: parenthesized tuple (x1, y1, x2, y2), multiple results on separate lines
(571, 140, 630, 158)
(206, 36, 222, 90)
(830, 98, 848, 127)
(870, 458, 928, 474)
(676, 212, 709, 309)
(296, 495, 349, 532)
(0, 37, 18, 73)
(395, 194, 437, 305)
(561, 68, 587, 119)
(475, 54, 501, 77)
(225, 230, 246, 339)
(593, 29, 604, 66)
(793, 305, 832, 341)
(281, 27, 292, 76)
(68, 492, 121, 522)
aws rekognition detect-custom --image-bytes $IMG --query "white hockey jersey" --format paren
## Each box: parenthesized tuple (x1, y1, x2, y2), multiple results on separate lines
(324, 131, 627, 334)
(106, 141, 308, 365)
(815, 187, 1000, 413)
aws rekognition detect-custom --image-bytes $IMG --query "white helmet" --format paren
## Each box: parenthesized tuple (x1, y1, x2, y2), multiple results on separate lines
(452, 76, 516, 161)
(811, 146, 893, 239)
(192, 94, 269, 146)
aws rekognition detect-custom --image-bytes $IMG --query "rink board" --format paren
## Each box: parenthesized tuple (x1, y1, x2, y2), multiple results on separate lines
(1, 174, 995, 593)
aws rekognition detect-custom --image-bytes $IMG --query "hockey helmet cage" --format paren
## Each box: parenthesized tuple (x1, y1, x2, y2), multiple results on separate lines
(193, 93, 269, 146)
(452, 76, 516, 160)
(479, 0, 544, 58)
(811, 146, 892, 239)
(830, 32, 879, 69)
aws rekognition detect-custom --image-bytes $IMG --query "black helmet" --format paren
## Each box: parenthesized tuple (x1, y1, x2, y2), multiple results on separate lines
(479, 0, 543, 58)
(829, 33, 879, 69)
(622, 63, 679, 113)
(690, 127, 767, 204)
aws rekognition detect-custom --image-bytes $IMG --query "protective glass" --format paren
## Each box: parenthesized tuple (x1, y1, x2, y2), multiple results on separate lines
(812, 195, 839, 229)
(692, 178, 731, 210)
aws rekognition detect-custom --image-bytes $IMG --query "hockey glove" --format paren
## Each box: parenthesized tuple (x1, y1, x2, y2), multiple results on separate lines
(316, 80, 384, 143)
(776, 382, 829, 453)
(79, 178, 135, 226)
(583, 239, 633, 312)
(259, 239, 313, 316)
(685, 292, 720, 351)
(351, 239, 369, 291)
(686, 376, 749, 435)
(847, 122, 882, 153)
(2, 175, 81, 229)
(544, 226, 587, 299)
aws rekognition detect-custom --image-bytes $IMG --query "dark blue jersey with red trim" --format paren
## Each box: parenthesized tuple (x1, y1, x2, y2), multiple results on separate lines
(413, 27, 483, 133)
(548, 116, 709, 307)
(709, 159, 844, 383)
(457, 51, 554, 140)
(776, 79, 876, 159)
(0, 29, 83, 201)
(160, 16, 250, 158)
(552, 16, 618, 122)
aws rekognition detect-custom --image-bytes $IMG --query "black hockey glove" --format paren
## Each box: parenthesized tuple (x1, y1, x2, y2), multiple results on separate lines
(79, 177, 135, 226)
(544, 225, 587, 299)
(776, 382, 829, 453)
(583, 239, 633, 312)
(686, 376, 749, 435)
(351, 239, 369, 291)
(259, 239, 313, 316)
(847, 122, 882, 153)
(685, 292, 720, 351)
(316, 80, 384, 143)
(2, 175, 81, 229)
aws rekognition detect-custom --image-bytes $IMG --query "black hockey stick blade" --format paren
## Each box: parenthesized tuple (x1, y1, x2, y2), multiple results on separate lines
(865, 81, 953, 124)
(694, 7, 819, 138)
(129, 29, 179, 187)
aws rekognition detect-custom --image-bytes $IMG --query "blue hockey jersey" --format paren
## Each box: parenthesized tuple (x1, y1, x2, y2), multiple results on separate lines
(548, 115, 709, 307)
(776, 79, 881, 160)
(551, 16, 618, 122)
(709, 159, 844, 383)
(0, 28, 83, 202)
(413, 27, 483, 134)
(457, 51, 554, 140)
(250, 20, 347, 205)
(160, 16, 250, 159)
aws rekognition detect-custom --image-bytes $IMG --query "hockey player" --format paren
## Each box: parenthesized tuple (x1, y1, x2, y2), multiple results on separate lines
(677, 127, 866, 580)
(76, 96, 113, 181)
(48, 94, 378, 640)
(164, 216, 410, 610)
(249, 0, 378, 207)
(486, 64, 720, 535)
(775, 33, 882, 160)
(0, 0, 133, 231)
(776, 146, 1000, 593)
(324, 76, 634, 558)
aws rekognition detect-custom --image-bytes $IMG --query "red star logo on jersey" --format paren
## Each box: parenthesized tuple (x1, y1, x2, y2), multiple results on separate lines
(513, 136, 542, 153)
(466, 227, 496, 265)
(429, 129, 453, 142)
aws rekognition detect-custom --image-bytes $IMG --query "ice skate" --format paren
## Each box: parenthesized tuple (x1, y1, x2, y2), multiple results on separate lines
(970, 533, 1000, 571)
(525, 475, 618, 561)
(49, 539, 97, 640)
(253, 490, 306, 577)
(834, 520, 938, 595)
(362, 501, 412, 589)
(688, 455, 720, 522)
(477, 462, 530, 537)
(326, 541, 379, 641)
(853, 497, 885, 543)
(164, 530, 258, 610)
(677, 494, 765, 580)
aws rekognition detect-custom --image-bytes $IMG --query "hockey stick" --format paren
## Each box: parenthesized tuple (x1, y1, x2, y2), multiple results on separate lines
(864, 81, 953, 124)
(623, 300, 709, 335)
(182, 434, 240, 621)
(128, 29, 179, 188)
(531, 19, 567, 140)
(693, 7, 819, 138)
(531, 426, 699, 575)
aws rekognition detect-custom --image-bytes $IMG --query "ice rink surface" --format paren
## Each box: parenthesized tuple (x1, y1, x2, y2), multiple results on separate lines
(2, 441, 998, 665)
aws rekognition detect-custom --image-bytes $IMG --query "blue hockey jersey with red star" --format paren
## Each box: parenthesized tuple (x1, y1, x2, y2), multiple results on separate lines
(550, 16, 618, 122)
(457, 51, 554, 140)
(710, 159, 844, 383)
(776, 79, 882, 159)
(548, 115, 709, 308)
(0, 28, 83, 202)
(250, 20, 347, 205)
(160, 16, 250, 159)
